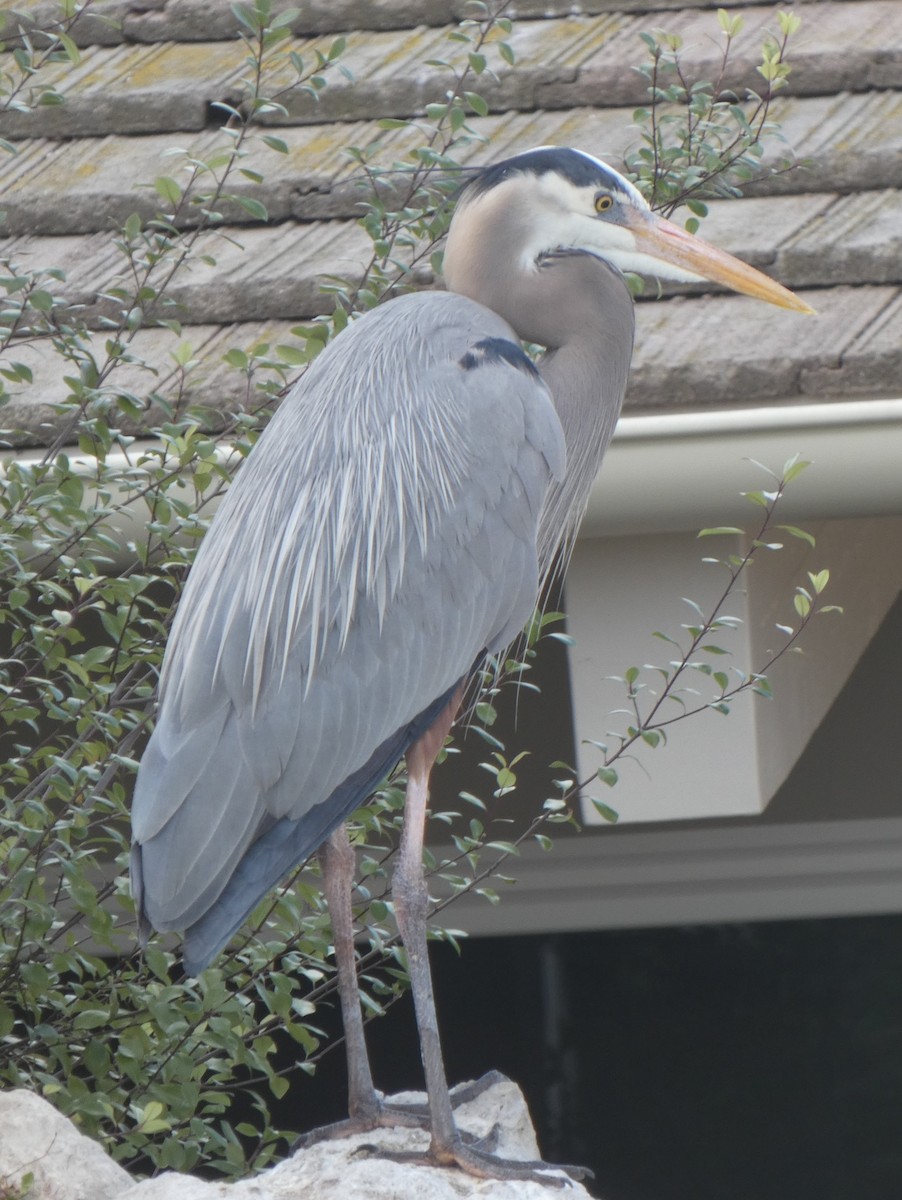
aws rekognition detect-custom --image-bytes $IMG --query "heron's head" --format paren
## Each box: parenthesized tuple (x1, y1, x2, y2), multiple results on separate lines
(444, 146, 813, 317)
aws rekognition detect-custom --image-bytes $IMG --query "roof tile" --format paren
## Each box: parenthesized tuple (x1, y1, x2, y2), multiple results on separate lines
(2, 0, 901, 439)
(9, 4, 902, 141)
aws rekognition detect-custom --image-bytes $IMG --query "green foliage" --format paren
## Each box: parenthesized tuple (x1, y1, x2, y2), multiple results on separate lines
(0, 1, 86, 148)
(578, 457, 842, 820)
(626, 8, 803, 224)
(0, 0, 825, 1182)
(0, 1168, 34, 1200)
(329, 4, 517, 317)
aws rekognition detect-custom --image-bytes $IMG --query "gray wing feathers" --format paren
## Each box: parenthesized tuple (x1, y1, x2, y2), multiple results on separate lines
(132, 291, 564, 951)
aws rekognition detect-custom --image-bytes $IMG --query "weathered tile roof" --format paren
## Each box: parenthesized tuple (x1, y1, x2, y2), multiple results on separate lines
(2, 0, 901, 445)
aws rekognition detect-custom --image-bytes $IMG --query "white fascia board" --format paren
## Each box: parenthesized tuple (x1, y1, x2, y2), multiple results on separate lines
(566, 396, 902, 824)
(585, 398, 902, 537)
(566, 516, 902, 824)
(6, 398, 900, 546)
(432, 817, 902, 938)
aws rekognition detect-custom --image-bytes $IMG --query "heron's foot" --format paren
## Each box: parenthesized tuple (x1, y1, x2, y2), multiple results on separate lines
(360, 1135, 592, 1189)
(291, 1099, 428, 1152)
(293, 1095, 509, 1157)
(293, 1073, 514, 1153)
(448, 1069, 511, 1107)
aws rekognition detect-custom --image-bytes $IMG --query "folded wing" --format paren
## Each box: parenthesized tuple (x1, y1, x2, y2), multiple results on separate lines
(130, 291, 565, 971)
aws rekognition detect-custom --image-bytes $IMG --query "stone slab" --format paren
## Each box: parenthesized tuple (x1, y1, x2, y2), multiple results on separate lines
(779, 189, 902, 287)
(6, 284, 896, 446)
(800, 289, 902, 396)
(744, 88, 902, 197)
(3, 87, 902, 233)
(628, 284, 897, 409)
(6, 0, 831, 48)
(5, 3, 902, 140)
(0, 1080, 589, 1200)
(0, 322, 199, 444)
(152, 220, 371, 324)
(0, 41, 243, 138)
(0, 1089, 133, 1200)
(541, 0, 902, 110)
(0, 223, 366, 326)
(0, 121, 370, 235)
(7, 190, 902, 329)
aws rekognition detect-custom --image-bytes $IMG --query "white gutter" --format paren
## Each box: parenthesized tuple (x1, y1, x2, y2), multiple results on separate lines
(585, 397, 902, 537)
(5, 399, 901, 548)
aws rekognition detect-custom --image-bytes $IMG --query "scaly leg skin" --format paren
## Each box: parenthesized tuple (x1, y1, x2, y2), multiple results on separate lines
(293, 827, 507, 1153)
(293, 825, 428, 1151)
(372, 694, 592, 1188)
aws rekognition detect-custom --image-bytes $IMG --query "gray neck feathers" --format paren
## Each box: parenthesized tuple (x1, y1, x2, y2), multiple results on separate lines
(443, 200, 636, 582)
(533, 256, 635, 581)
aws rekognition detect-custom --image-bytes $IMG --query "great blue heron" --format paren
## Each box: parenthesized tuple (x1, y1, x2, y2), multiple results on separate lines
(131, 147, 811, 1183)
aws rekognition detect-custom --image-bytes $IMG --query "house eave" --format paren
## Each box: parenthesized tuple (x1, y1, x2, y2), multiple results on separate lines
(586, 397, 902, 538)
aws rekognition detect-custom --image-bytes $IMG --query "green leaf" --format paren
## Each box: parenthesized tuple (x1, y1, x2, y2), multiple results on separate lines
(154, 176, 182, 206)
(270, 7, 301, 29)
(0, 1001, 14, 1037)
(777, 9, 802, 36)
(742, 490, 771, 508)
(29, 289, 54, 312)
(782, 455, 811, 482)
(274, 343, 307, 365)
(57, 30, 81, 63)
(717, 7, 744, 37)
(793, 590, 812, 618)
(74, 1009, 113, 1030)
(596, 765, 618, 788)
(235, 196, 269, 221)
(776, 524, 816, 548)
(464, 91, 489, 117)
(591, 798, 619, 823)
(808, 568, 829, 594)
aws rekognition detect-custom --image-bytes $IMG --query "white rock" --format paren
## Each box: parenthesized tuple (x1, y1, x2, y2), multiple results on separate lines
(1, 1079, 594, 1200)
(0, 1089, 132, 1200)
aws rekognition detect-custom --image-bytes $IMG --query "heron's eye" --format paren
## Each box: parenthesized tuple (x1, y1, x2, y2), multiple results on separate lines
(594, 193, 614, 214)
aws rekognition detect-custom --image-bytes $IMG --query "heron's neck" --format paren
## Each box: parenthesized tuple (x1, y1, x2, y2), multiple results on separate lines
(443, 240, 635, 574)
(533, 259, 635, 576)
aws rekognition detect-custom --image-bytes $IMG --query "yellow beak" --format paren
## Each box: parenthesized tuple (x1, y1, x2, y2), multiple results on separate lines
(632, 211, 815, 314)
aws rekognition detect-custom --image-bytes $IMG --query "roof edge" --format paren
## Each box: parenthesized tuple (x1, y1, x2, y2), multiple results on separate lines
(585, 398, 902, 537)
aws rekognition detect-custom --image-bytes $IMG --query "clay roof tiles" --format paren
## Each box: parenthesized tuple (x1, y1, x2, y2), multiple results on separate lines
(2, 0, 901, 443)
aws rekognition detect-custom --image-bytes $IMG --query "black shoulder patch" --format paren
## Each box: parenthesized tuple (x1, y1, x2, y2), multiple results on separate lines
(458, 337, 540, 381)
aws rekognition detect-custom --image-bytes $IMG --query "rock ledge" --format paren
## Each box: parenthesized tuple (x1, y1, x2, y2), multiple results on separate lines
(0, 1079, 593, 1199)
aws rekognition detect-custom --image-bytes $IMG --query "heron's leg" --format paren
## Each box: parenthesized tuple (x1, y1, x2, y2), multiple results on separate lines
(294, 827, 428, 1152)
(320, 824, 379, 1119)
(392, 718, 460, 1155)
(388, 692, 592, 1186)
